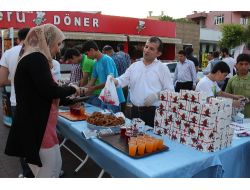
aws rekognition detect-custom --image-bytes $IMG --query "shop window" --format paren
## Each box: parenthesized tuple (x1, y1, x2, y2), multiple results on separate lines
(214, 15, 224, 25)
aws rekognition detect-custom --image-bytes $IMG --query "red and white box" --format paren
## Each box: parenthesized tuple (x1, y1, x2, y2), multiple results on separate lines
(170, 102, 179, 113)
(180, 90, 189, 101)
(199, 115, 216, 128)
(208, 97, 225, 111)
(154, 127, 164, 135)
(159, 100, 168, 111)
(188, 123, 200, 137)
(178, 109, 189, 121)
(166, 111, 177, 123)
(159, 90, 168, 101)
(189, 91, 208, 104)
(180, 133, 192, 145)
(198, 126, 214, 141)
(180, 121, 191, 133)
(178, 99, 188, 110)
(168, 91, 179, 103)
(189, 102, 202, 114)
(174, 119, 182, 129)
(170, 128, 181, 142)
(201, 103, 218, 118)
(188, 112, 201, 124)
(196, 140, 214, 152)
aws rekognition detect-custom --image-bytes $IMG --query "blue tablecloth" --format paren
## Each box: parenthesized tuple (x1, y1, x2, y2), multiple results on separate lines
(57, 105, 250, 178)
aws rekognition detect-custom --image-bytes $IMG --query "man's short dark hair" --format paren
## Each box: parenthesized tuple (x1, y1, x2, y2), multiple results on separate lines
(185, 47, 193, 56)
(117, 43, 124, 51)
(213, 51, 220, 58)
(64, 48, 80, 60)
(178, 50, 186, 56)
(147, 36, 163, 53)
(236, 53, 250, 64)
(18, 28, 30, 41)
(221, 48, 229, 55)
(82, 40, 99, 53)
(102, 45, 113, 52)
(211, 61, 230, 74)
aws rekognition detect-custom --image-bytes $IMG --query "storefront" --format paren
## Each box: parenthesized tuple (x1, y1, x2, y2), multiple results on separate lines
(0, 11, 181, 60)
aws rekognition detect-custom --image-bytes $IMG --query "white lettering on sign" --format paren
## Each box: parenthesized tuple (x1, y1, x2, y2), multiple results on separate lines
(16, 12, 25, 23)
(54, 15, 60, 25)
(74, 17, 81, 26)
(1, 12, 100, 29)
(84, 17, 90, 27)
(64, 15, 71, 25)
(93, 18, 99, 27)
(7, 12, 12, 22)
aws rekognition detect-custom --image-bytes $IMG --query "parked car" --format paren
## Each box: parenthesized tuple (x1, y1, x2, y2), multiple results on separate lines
(162, 61, 178, 79)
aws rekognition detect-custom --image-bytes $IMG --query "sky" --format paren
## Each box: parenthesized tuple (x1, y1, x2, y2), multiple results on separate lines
(1, 0, 250, 19)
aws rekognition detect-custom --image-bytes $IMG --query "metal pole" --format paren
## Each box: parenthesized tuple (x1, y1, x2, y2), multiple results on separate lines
(1, 30, 4, 54)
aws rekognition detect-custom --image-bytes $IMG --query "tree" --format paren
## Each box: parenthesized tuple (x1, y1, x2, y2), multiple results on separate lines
(218, 24, 245, 49)
(160, 15, 194, 24)
(160, 15, 174, 22)
(243, 23, 250, 49)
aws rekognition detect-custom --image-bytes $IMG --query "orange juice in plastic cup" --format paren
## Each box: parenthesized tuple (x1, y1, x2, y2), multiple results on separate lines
(128, 142, 137, 157)
(157, 138, 164, 150)
(152, 138, 158, 152)
(137, 140, 146, 155)
(145, 139, 154, 153)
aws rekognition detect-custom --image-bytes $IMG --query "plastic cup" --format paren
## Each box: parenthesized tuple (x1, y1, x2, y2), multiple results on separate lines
(152, 138, 158, 152)
(137, 141, 146, 155)
(157, 138, 164, 150)
(128, 142, 137, 157)
(145, 139, 154, 153)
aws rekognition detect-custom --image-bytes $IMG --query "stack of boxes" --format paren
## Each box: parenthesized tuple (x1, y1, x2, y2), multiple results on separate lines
(154, 90, 234, 152)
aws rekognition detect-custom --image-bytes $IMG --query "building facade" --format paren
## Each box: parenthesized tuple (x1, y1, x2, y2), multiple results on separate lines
(0, 11, 182, 61)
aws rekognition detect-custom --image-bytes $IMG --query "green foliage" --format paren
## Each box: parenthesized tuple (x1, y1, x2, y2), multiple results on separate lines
(243, 23, 250, 49)
(160, 15, 194, 24)
(160, 15, 174, 22)
(218, 24, 245, 48)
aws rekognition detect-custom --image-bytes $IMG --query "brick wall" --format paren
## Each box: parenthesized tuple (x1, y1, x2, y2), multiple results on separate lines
(176, 23, 200, 61)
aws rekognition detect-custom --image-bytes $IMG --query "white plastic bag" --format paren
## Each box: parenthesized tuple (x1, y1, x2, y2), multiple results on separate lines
(99, 75, 119, 106)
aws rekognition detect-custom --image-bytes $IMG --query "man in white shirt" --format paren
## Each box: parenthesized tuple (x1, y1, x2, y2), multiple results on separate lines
(112, 37, 174, 127)
(221, 48, 236, 90)
(0, 28, 34, 178)
(51, 59, 61, 81)
(196, 61, 243, 107)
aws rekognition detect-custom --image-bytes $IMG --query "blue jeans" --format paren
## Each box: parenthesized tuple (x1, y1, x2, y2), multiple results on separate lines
(100, 102, 121, 113)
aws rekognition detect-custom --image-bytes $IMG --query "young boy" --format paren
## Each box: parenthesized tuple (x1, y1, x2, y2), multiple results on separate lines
(225, 54, 250, 118)
(196, 61, 243, 107)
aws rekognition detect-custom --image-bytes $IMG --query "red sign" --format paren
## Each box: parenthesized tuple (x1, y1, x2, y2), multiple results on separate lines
(0, 11, 176, 37)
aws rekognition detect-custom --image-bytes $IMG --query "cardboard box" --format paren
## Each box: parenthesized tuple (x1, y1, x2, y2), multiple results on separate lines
(178, 109, 189, 121)
(199, 115, 216, 128)
(188, 112, 201, 124)
(159, 90, 168, 101)
(189, 102, 202, 114)
(201, 103, 218, 118)
(178, 99, 188, 110)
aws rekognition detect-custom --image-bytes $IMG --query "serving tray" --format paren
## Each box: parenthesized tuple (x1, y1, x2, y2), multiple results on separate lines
(59, 111, 88, 121)
(98, 134, 169, 158)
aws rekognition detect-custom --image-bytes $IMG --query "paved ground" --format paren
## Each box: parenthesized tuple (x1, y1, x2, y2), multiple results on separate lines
(0, 89, 111, 178)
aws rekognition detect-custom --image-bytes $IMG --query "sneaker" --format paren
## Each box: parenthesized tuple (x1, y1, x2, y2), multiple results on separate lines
(18, 173, 24, 178)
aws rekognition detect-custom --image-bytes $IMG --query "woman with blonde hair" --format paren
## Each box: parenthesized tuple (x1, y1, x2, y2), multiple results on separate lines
(5, 24, 80, 177)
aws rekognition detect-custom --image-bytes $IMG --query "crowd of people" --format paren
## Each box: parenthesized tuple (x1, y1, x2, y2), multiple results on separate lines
(0, 23, 249, 178)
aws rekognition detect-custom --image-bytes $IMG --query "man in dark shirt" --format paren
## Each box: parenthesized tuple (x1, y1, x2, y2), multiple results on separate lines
(185, 47, 199, 72)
